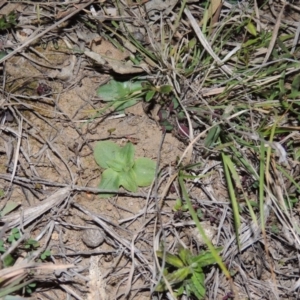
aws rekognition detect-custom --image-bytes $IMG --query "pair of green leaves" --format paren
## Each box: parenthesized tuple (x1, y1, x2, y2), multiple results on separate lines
(142, 82, 173, 102)
(96, 79, 173, 109)
(96, 79, 145, 113)
(94, 141, 156, 197)
(155, 246, 221, 299)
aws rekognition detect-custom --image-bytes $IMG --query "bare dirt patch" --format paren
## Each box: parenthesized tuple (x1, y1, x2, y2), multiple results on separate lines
(1, 41, 186, 298)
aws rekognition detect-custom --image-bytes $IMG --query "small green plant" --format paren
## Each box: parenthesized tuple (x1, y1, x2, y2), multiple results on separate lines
(0, 12, 17, 31)
(40, 249, 51, 261)
(0, 239, 15, 267)
(25, 282, 36, 294)
(142, 81, 173, 102)
(173, 198, 189, 212)
(0, 240, 5, 253)
(0, 234, 51, 298)
(95, 79, 173, 117)
(96, 79, 145, 113)
(7, 228, 20, 243)
(173, 198, 204, 219)
(155, 246, 221, 298)
(94, 141, 156, 197)
(24, 238, 39, 250)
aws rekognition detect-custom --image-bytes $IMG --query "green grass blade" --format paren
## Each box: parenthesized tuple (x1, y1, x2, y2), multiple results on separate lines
(259, 141, 266, 231)
(190, 271, 205, 299)
(178, 173, 230, 278)
(221, 153, 241, 249)
(225, 144, 258, 225)
(277, 165, 300, 193)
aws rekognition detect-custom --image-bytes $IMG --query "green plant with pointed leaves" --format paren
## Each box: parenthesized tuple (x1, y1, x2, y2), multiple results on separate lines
(40, 249, 51, 261)
(155, 246, 222, 299)
(0, 12, 17, 31)
(7, 228, 20, 243)
(94, 141, 156, 197)
(24, 238, 39, 250)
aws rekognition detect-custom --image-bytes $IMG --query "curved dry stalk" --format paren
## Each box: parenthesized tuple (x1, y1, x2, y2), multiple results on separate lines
(0, 187, 71, 229)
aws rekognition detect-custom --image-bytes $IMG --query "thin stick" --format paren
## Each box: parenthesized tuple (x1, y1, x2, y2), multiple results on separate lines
(263, 2, 286, 63)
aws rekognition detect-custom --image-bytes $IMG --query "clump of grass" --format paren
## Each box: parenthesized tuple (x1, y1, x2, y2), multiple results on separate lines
(0, 12, 17, 31)
(102, 0, 300, 298)
(0, 228, 52, 298)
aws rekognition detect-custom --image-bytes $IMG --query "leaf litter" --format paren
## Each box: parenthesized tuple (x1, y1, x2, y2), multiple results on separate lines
(0, 0, 300, 299)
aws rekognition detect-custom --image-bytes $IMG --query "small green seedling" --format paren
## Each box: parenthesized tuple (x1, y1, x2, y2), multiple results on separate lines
(96, 79, 173, 115)
(94, 141, 156, 197)
(155, 246, 222, 299)
(7, 228, 20, 243)
(96, 79, 145, 113)
(142, 82, 173, 102)
(0, 240, 14, 267)
(173, 199, 203, 219)
(173, 198, 189, 212)
(25, 282, 36, 294)
(0, 240, 5, 253)
(24, 238, 39, 250)
(0, 12, 17, 31)
(40, 249, 51, 261)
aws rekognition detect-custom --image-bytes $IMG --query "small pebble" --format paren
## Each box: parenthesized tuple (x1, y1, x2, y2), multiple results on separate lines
(82, 227, 105, 248)
(132, 31, 145, 43)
